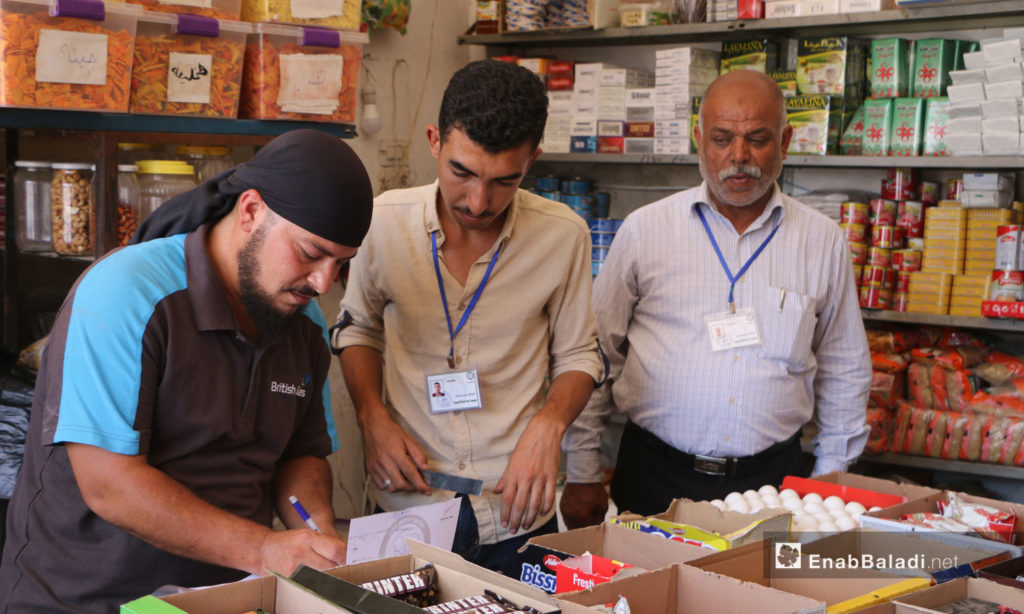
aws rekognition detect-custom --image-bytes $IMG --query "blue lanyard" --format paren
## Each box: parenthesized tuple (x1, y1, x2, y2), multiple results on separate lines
(431, 231, 502, 368)
(696, 203, 780, 313)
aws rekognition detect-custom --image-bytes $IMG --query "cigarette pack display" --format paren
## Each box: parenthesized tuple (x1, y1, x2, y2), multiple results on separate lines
(862, 98, 893, 156)
(785, 95, 831, 155)
(870, 38, 908, 99)
(923, 96, 951, 156)
(719, 38, 779, 75)
(797, 36, 868, 98)
(805, 0, 838, 13)
(764, 0, 801, 18)
(889, 97, 924, 156)
(912, 38, 955, 98)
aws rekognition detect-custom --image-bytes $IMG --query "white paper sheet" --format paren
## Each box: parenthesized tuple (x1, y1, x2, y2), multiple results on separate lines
(345, 498, 461, 565)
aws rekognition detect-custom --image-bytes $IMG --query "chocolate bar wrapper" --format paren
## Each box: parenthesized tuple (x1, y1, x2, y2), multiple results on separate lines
(360, 564, 439, 607)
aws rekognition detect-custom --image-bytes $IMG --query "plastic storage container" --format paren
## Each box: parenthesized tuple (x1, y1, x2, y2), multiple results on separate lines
(137, 160, 197, 218)
(130, 12, 249, 118)
(240, 23, 366, 123)
(50, 163, 95, 256)
(13, 161, 53, 252)
(0, 0, 143, 111)
(126, 0, 240, 20)
(240, 0, 360, 30)
(116, 164, 141, 247)
(118, 142, 164, 165)
(176, 145, 233, 183)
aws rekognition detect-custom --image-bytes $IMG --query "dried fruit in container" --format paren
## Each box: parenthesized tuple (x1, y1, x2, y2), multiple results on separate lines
(0, 0, 141, 111)
(130, 13, 248, 118)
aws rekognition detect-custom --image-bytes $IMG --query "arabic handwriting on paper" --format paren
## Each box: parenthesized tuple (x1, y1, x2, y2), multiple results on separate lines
(60, 42, 97, 65)
(171, 63, 209, 82)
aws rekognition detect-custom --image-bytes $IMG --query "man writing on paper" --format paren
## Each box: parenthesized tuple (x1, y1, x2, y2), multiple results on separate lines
(333, 60, 602, 572)
(0, 130, 373, 613)
(561, 71, 871, 526)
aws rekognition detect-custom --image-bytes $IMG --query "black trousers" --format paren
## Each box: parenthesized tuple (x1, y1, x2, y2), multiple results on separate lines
(610, 420, 808, 517)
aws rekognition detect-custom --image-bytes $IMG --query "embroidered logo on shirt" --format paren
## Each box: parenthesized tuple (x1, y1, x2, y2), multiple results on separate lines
(271, 374, 311, 397)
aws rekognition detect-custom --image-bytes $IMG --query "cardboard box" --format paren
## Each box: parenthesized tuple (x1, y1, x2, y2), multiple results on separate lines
(555, 553, 634, 593)
(121, 573, 359, 614)
(859, 491, 1024, 557)
(912, 38, 955, 98)
(863, 98, 894, 156)
(689, 539, 932, 612)
(922, 97, 950, 156)
(620, 499, 792, 551)
(893, 577, 1024, 613)
(890, 97, 925, 156)
(513, 522, 711, 594)
(557, 563, 827, 614)
(976, 555, 1024, 589)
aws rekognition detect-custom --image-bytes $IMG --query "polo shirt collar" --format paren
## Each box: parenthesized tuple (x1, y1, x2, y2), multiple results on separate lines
(689, 181, 787, 234)
(423, 179, 517, 251)
(185, 224, 239, 333)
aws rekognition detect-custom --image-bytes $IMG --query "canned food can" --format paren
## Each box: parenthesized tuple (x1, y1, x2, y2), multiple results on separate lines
(868, 246, 892, 268)
(852, 264, 863, 284)
(566, 177, 592, 194)
(859, 286, 891, 309)
(862, 265, 896, 288)
(591, 231, 615, 247)
(896, 249, 922, 271)
(946, 178, 964, 201)
(906, 237, 925, 251)
(869, 199, 898, 226)
(995, 226, 1021, 270)
(841, 223, 868, 244)
(919, 181, 939, 206)
(535, 175, 561, 192)
(840, 201, 869, 225)
(849, 242, 868, 265)
(871, 225, 900, 249)
(893, 291, 909, 312)
(592, 192, 611, 218)
(990, 270, 1024, 302)
(888, 167, 917, 200)
(592, 247, 609, 260)
(896, 270, 912, 293)
(897, 200, 924, 238)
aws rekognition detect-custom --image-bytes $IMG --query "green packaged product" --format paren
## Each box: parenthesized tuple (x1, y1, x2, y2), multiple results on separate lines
(913, 39, 956, 98)
(827, 96, 858, 154)
(953, 39, 979, 71)
(889, 97, 925, 156)
(690, 95, 702, 152)
(797, 37, 868, 98)
(922, 96, 951, 156)
(786, 95, 831, 155)
(720, 39, 779, 75)
(870, 38, 909, 99)
(840, 103, 866, 155)
(863, 98, 893, 156)
(770, 70, 798, 97)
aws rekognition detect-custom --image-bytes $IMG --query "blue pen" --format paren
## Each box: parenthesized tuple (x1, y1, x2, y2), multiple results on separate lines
(288, 495, 321, 533)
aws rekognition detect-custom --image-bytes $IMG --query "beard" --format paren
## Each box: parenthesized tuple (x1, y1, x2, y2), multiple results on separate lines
(237, 223, 311, 338)
(699, 150, 782, 208)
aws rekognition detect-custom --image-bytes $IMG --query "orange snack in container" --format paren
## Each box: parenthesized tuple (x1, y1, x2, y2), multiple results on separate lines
(240, 22, 366, 123)
(0, 0, 142, 111)
(130, 12, 248, 117)
(125, 0, 240, 20)
(240, 0, 361, 30)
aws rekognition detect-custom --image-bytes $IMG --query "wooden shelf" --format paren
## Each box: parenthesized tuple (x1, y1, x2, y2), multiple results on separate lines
(461, 1, 1024, 47)
(800, 439, 1024, 480)
(861, 309, 1024, 334)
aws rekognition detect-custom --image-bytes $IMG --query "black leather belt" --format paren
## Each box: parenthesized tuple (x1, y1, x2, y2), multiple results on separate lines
(624, 420, 802, 477)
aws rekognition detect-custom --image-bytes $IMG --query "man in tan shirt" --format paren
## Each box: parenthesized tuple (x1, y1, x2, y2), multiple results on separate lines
(333, 60, 602, 573)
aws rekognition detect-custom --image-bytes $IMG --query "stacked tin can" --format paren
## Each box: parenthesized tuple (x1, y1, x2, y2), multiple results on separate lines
(991, 224, 1024, 303)
(533, 174, 618, 276)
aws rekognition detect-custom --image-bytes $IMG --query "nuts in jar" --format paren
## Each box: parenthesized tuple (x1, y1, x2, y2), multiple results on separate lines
(50, 163, 95, 256)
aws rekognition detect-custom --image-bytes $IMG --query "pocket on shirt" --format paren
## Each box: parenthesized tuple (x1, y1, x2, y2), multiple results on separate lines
(757, 285, 819, 371)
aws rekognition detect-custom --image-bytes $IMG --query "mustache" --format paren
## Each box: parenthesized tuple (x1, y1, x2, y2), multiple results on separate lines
(285, 285, 319, 298)
(718, 164, 763, 181)
(453, 206, 494, 218)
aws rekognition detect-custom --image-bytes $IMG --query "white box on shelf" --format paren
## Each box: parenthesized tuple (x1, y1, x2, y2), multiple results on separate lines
(963, 188, 1014, 207)
(574, 63, 606, 86)
(983, 133, 1020, 156)
(948, 117, 982, 133)
(982, 38, 1024, 64)
(805, 0, 840, 12)
(962, 171, 1015, 191)
(570, 119, 599, 136)
(948, 69, 986, 85)
(985, 79, 1024, 100)
(765, 0, 803, 17)
(946, 132, 983, 154)
(654, 137, 690, 154)
(624, 137, 654, 154)
(655, 47, 721, 68)
(946, 82, 987, 103)
(655, 119, 690, 137)
(981, 97, 1022, 117)
(840, 0, 890, 10)
(947, 102, 983, 118)
(982, 116, 1021, 137)
(985, 62, 1024, 84)
(962, 50, 987, 71)
(626, 88, 656, 105)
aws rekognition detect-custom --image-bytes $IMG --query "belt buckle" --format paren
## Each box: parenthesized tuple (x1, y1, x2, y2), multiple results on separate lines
(693, 454, 728, 476)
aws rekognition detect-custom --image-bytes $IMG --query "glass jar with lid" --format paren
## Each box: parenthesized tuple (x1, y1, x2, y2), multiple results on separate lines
(118, 142, 163, 166)
(176, 145, 233, 184)
(137, 160, 198, 219)
(50, 163, 95, 257)
(116, 164, 141, 247)
(13, 161, 53, 253)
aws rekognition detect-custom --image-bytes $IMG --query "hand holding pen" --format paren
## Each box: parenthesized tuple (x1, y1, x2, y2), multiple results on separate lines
(288, 495, 321, 533)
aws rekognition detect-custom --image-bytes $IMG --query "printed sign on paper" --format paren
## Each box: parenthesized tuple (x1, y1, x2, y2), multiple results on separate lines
(156, 0, 212, 8)
(279, 54, 344, 115)
(290, 0, 344, 19)
(36, 29, 108, 86)
(167, 52, 213, 104)
(345, 498, 460, 565)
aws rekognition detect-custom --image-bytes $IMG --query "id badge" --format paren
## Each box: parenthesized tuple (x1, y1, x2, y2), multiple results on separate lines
(426, 369, 483, 413)
(705, 306, 761, 351)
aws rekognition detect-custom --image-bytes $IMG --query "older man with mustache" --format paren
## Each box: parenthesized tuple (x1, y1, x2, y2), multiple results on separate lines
(560, 70, 871, 526)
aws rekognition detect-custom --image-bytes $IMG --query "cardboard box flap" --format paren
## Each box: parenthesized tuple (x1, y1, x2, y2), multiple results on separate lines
(648, 499, 792, 549)
(829, 577, 933, 613)
(894, 577, 1024, 613)
(290, 566, 424, 614)
(524, 522, 711, 568)
(141, 573, 355, 614)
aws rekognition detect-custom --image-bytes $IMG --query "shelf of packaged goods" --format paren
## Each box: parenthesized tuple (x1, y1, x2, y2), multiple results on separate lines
(861, 309, 1024, 334)
(537, 153, 1024, 168)
(460, 1, 1024, 47)
(0, 109, 356, 139)
(800, 439, 1024, 479)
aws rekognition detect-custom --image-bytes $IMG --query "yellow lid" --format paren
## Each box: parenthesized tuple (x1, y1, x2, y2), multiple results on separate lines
(137, 160, 195, 175)
(176, 145, 231, 157)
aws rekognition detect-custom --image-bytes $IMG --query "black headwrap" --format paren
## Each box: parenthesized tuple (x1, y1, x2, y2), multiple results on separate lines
(130, 129, 373, 246)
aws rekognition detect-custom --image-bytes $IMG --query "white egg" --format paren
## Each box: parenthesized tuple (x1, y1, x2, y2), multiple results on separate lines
(758, 485, 779, 498)
(783, 498, 804, 512)
(823, 496, 846, 511)
(829, 508, 850, 520)
(743, 489, 760, 500)
(780, 489, 799, 500)
(724, 492, 744, 505)
(762, 495, 781, 507)
(845, 501, 867, 515)
(728, 499, 750, 514)
(850, 510, 864, 521)
(803, 501, 824, 515)
(794, 514, 818, 531)
(869, 506, 882, 513)
(802, 492, 823, 505)
(814, 512, 834, 524)
(817, 521, 838, 534)
(835, 517, 857, 531)
(710, 499, 727, 511)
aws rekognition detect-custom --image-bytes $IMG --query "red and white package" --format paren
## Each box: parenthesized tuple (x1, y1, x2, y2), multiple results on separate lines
(938, 492, 1018, 544)
(898, 512, 973, 533)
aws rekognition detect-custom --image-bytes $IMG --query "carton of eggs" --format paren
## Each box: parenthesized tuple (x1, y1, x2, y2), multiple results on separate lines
(712, 484, 876, 537)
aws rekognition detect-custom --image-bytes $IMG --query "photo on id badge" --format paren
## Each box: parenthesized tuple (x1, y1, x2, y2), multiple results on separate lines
(426, 369, 483, 413)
